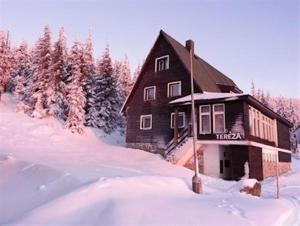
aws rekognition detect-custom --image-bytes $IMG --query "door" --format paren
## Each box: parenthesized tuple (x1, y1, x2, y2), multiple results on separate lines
(220, 148, 232, 180)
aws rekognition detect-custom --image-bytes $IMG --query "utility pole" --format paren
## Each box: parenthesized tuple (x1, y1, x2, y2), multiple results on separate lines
(189, 43, 202, 194)
(276, 152, 280, 199)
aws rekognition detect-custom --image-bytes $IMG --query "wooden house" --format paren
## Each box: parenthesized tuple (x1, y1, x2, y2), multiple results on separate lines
(121, 30, 292, 180)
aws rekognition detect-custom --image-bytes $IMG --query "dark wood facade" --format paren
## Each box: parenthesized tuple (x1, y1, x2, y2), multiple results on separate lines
(189, 98, 291, 150)
(123, 30, 291, 153)
(125, 32, 201, 151)
(122, 30, 292, 180)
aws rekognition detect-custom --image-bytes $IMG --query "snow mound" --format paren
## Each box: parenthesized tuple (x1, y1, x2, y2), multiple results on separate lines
(0, 158, 80, 225)
(1, 93, 300, 226)
(241, 179, 258, 188)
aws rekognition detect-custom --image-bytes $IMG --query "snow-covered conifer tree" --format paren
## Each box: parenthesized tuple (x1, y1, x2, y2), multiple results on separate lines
(0, 30, 15, 98)
(47, 27, 68, 118)
(260, 90, 269, 108)
(132, 62, 141, 85)
(265, 92, 272, 109)
(113, 56, 132, 131)
(81, 34, 94, 87)
(250, 81, 256, 97)
(275, 97, 287, 119)
(9, 41, 32, 100)
(14, 74, 25, 100)
(29, 26, 52, 118)
(92, 46, 119, 133)
(65, 41, 86, 133)
(286, 99, 299, 130)
(117, 55, 132, 103)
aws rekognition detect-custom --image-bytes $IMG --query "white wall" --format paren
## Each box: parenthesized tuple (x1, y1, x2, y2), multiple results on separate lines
(203, 145, 220, 177)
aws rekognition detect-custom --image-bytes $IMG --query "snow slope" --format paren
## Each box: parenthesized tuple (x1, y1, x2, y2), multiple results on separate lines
(0, 93, 299, 226)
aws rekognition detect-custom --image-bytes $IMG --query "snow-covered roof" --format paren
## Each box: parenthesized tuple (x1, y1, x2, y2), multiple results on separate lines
(169, 92, 247, 104)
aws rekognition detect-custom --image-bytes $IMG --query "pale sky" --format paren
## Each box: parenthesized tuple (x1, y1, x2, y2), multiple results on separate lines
(0, 0, 299, 98)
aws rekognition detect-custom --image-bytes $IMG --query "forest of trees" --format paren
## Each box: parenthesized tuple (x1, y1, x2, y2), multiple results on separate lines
(250, 81, 299, 130)
(0, 26, 141, 134)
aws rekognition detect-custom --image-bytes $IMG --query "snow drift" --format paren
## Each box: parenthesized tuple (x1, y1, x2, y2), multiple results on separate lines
(0, 94, 299, 226)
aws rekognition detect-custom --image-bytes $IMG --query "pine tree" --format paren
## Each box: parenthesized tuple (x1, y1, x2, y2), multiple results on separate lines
(22, 48, 35, 104)
(85, 72, 97, 127)
(256, 88, 261, 102)
(0, 30, 15, 98)
(286, 98, 299, 130)
(81, 34, 94, 87)
(14, 74, 25, 100)
(265, 92, 272, 109)
(118, 55, 132, 102)
(47, 27, 68, 118)
(92, 46, 119, 133)
(260, 90, 269, 108)
(251, 80, 256, 97)
(10, 41, 32, 100)
(29, 26, 52, 118)
(132, 62, 141, 84)
(96, 44, 113, 76)
(65, 41, 86, 133)
(275, 96, 287, 119)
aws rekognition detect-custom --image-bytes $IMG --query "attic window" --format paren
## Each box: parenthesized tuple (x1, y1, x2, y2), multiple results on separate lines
(155, 55, 169, 72)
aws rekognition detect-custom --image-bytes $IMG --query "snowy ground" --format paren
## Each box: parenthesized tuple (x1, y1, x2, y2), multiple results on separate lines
(0, 93, 299, 226)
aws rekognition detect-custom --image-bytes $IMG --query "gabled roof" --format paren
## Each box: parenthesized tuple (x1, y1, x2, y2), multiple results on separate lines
(161, 31, 242, 93)
(121, 30, 242, 113)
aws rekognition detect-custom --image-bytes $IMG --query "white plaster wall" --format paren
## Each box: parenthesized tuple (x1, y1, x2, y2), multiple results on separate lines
(203, 145, 220, 177)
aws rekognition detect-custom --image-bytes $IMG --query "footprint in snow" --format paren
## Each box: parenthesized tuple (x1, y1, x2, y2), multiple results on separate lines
(22, 163, 36, 171)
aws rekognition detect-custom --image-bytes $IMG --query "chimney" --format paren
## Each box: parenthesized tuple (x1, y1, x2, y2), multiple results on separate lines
(185, 39, 194, 53)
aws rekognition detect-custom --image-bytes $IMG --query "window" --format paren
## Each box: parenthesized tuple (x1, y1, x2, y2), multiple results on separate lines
(155, 55, 169, 72)
(256, 111, 260, 137)
(168, 81, 181, 97)
(170, 112, 186, 128)
(249, 105, 276, 143)
(140, 115, 152, 130)
(213, 104, 225, 133)
(144, 86, 156, 101)
(249, 107, 255, 136)
(262, 116, 266, 139)
(199, 105, 211, 134)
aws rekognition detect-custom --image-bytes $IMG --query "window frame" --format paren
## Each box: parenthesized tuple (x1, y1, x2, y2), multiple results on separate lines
(140, 114, 152, 130)
(144, 86, 156, 101)
(213, 103, 226, 134)
(199, 105, 211, 134)
(170, 112, 186, 129)
(248, 105, 276, 142)
(155, 55, 169, 72)
(167, 81, 182, 97)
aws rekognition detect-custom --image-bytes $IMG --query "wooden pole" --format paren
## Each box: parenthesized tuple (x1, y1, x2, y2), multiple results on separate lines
(276, 151, 280, 199)
(190, 46, 202, 194)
